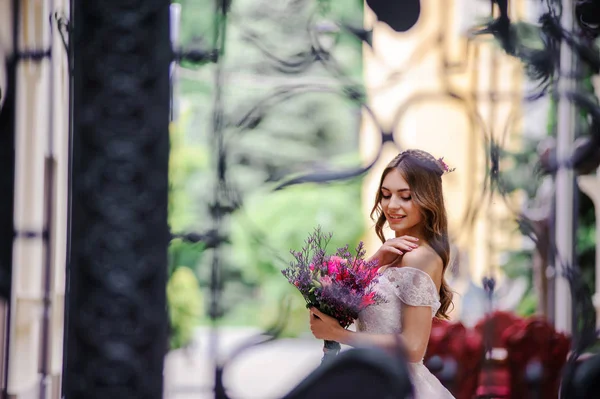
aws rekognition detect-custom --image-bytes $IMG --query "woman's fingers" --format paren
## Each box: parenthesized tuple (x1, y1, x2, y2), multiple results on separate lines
(311, 307, 326, 319)
(391, 237, 418, 246)
(384, 246, 403, 255)
(311, 308, 336, 325)
(386, 241, 416, 252)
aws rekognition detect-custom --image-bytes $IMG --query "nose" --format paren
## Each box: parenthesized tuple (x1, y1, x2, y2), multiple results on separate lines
(388, 195, 403, 211)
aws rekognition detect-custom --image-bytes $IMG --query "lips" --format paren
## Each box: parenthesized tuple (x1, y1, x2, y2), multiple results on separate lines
(388, 214, 406, 221)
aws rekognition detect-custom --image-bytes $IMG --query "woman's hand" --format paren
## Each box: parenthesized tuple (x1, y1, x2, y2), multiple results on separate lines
(309, 307, 344, 341)
(369, 236, 419, 267)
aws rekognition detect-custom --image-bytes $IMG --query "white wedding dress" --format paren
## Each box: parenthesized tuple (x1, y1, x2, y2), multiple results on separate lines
(357, 266, 455, 399)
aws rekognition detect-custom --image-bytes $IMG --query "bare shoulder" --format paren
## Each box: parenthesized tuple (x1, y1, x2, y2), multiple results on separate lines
(399, 245, 443, 281)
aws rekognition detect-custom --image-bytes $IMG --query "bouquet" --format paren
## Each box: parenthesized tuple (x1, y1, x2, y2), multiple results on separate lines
(281, 227, 383, 362)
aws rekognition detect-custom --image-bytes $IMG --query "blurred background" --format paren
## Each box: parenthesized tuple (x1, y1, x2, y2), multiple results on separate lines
(1, 0, 599, 398)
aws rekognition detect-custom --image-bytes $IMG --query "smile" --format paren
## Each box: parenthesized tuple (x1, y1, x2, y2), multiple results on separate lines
(388, 215, 406, 221)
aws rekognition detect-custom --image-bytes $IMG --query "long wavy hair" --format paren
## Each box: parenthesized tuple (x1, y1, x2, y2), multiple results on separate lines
(370, 149, 454, 319)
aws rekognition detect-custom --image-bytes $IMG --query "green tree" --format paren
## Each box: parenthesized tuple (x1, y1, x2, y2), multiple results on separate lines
(167, 266, 204, 349)
(170, 0, 367, 335)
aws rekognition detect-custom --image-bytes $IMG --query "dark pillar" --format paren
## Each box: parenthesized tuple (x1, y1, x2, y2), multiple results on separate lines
(64, 2, 171, 398)
(0, 58, 15, 303)
(0, 47, 15, 399)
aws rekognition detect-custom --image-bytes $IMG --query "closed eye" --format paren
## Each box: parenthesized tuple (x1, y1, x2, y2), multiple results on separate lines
(381, 192, 411, 201)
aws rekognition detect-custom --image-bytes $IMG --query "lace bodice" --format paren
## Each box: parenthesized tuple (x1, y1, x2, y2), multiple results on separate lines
(355, 267, 454, 398)
(357, 266, 441, 334)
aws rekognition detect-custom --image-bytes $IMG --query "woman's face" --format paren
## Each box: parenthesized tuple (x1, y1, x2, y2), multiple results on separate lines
(379, 168, 423, 235)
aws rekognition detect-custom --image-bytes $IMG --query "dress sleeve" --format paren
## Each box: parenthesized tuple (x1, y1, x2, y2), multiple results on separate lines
(385, 267, 441, 317)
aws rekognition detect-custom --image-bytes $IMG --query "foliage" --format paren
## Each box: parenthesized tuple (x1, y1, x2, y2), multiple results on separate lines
(497, 136, 544, 199)
(200, 179, 366, 333)
(228, 178, 364, 275)
(168, 113, 210, 234)
(167, 266, 204, 349)
(169, 0, 367, 334)
(500, 249, 536, 317)
(577, 193, 597, 297)
(497, 133, 544, 316)
(167, 113, 208, 347)
(501, 249, 533, 280)
(168, 238, 205, 278)
(172, 0, 216, 47)
(167, 112, 208, 278)
(515, 290, 538, 317)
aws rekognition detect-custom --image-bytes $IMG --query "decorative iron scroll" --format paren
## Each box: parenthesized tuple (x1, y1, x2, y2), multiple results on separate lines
(63, 1, 171, 398)
(185, 1, 600, 398)
(48, 0, 600, 397)
(472, 1, 600, 395)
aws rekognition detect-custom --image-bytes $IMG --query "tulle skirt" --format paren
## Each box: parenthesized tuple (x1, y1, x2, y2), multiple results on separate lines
(407, 361, 455, 399)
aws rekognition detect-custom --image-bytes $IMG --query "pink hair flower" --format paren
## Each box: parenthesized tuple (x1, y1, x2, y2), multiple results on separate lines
(437, 157, 455, 174)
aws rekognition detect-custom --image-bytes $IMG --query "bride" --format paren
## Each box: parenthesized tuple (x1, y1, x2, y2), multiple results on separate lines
(309, 149, 455, 398)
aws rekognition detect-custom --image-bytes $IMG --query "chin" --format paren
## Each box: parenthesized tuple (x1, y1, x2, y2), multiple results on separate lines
(389, 221, 416, 234)
(388, 223, 406, 232)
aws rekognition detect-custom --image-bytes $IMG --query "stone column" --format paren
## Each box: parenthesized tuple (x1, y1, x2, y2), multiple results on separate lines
(6, 1, 55, 397)
(63, 2, 171, 398)
(554, 0, 577, 334)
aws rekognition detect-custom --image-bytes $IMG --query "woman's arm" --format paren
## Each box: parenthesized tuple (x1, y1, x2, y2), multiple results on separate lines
(309, 248, 441, 362)
(329, 305, 433, 362)
(367, 235, 420, 266)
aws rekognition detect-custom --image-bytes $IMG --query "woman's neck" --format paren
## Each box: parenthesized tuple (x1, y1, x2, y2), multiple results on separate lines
(394, 226, 426, 242)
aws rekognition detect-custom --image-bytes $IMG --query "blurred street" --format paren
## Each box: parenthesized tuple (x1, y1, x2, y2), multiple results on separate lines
(164, 327, 324, 399)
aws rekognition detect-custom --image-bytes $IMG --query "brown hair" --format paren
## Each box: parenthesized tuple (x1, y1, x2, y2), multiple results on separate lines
(370, 149, 454, 319)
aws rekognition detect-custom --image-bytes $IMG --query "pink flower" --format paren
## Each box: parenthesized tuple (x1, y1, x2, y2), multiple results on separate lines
(353, 259, 379, 284)
(319, 275, 333, 287)
(330, 256, 347, 263)
(325, 256, 347, 275)
(327, 261, 339, 275)
(360, 291, 377, 307)
(336, 267, 350, 282)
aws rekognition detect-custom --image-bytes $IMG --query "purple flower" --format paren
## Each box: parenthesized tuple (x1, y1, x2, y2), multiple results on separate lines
(281, 226, 384, 329)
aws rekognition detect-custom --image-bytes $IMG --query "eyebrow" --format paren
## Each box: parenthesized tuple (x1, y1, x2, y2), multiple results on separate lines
(381, 186, 410, 192)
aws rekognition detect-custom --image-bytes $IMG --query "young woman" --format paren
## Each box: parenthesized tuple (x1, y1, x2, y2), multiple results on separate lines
(309, 149, 455, 398)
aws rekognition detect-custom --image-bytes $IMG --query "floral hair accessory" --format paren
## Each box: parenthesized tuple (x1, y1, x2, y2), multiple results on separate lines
(437, 157, 456, 174)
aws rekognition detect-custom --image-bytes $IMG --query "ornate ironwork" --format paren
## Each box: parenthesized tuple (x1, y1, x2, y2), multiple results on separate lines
(186, 0, 600, 397)
(63, 1, 171, 398)
(197, 0, 453, 396)
(48, 0, 600, 397)
(473, 1, 599, 395)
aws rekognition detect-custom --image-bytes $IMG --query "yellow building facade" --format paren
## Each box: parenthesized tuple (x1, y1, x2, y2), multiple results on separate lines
(360, 0, 531, 319)
(0, 0, 70, 397)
